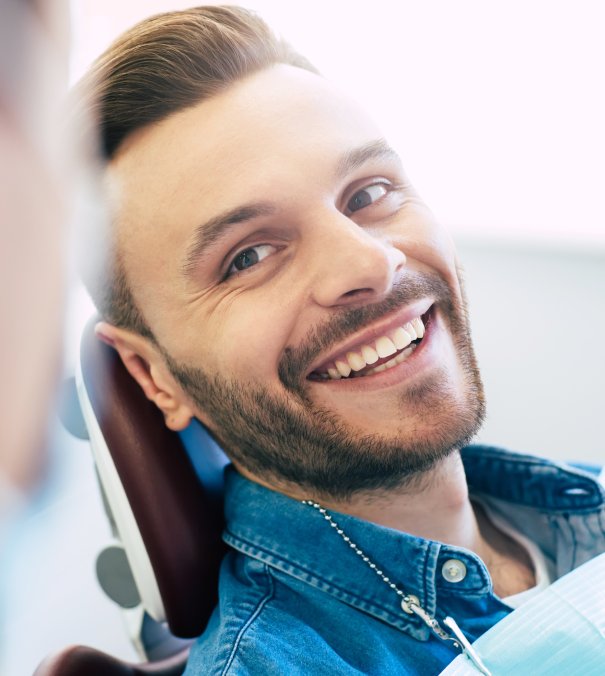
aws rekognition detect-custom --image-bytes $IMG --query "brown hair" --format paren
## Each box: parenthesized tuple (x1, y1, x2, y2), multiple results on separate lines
(76, 5, 316, 338)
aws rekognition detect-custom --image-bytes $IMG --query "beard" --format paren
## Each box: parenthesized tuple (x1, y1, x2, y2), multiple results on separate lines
(160, 271, 485, 501)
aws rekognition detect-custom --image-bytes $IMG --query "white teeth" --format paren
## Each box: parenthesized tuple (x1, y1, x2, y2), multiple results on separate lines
(397, 345, 414, 362)
(366, 343, 416, 375)
(347, 351, 366, 371)
(412, 317, 425, 339)
(317, 314, 426, 380)
(335, 359, 352, 377)
(361, 345, 379, 365)
(375, 336, 397, 358)
(403, 321, 417, 340)
(391, 327, 413, 350)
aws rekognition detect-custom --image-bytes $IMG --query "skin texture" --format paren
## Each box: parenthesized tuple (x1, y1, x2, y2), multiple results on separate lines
(98, 64, 535, 593)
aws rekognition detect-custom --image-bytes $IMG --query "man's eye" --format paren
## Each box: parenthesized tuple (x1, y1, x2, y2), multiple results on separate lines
(346, 183, 389, 213)
(228, 244, 275, 275)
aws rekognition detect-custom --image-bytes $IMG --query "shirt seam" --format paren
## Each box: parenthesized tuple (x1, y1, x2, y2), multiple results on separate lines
(220, 563, 275, 676)
(224, 530, 424, 625)
(569, 513, 578, 569)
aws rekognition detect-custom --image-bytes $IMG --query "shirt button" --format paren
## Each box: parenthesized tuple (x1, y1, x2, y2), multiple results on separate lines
(441, 559, 467, 583)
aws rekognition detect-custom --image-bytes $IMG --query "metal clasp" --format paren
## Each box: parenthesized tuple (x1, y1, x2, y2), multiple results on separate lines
(443, 616, 492, 676)
(400, 596, 492, 675)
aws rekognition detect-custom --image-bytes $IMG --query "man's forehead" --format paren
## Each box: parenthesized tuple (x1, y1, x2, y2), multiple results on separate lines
(107, 65, 384, 211)
(103, 63, 398, 314)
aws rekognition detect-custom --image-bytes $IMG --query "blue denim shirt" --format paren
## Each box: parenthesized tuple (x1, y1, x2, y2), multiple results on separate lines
(185, 446, 605, 675)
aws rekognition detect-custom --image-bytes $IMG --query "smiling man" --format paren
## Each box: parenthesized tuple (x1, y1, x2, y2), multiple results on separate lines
(78, 6, 605, 674)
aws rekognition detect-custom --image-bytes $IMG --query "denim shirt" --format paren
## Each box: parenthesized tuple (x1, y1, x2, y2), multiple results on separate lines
(185, 446, 605, 675)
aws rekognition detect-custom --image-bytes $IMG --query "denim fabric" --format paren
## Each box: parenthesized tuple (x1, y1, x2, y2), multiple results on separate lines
(185, 446, 605, 675)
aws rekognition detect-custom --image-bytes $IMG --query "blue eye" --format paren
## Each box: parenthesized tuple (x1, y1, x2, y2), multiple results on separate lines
(346, 183, 388, 213)
(228, 244, 275, 275)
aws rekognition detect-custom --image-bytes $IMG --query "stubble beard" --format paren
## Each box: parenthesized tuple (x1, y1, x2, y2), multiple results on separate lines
(161, 272, 485, 501)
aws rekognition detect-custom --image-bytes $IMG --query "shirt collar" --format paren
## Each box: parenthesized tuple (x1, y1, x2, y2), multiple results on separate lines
(461, 445, 604, 511)
(222, 446, 603, 641)
(223, 468, 488, 641)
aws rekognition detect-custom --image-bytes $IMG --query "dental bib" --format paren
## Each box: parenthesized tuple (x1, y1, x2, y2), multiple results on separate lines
(440, 552, 605, 675)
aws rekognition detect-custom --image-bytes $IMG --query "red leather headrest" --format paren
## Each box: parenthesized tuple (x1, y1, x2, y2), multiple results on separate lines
(80, 317, 225, 637)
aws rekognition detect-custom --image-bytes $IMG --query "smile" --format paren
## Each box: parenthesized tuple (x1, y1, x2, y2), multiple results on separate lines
(309, 309, 431, 381)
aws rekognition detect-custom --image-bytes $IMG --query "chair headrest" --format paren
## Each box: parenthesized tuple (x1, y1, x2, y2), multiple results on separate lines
(77, 316, 225, 637)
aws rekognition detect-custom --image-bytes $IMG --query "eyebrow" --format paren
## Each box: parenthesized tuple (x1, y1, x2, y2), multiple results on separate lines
(335, 138, 400, 182)
(181, 137, 399, 279)
(182, 203, 276, 278)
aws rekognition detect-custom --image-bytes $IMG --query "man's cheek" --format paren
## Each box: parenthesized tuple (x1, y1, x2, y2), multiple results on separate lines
(213, 332, 275, 381)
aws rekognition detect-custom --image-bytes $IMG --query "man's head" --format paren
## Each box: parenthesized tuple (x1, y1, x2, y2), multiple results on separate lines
(81, 5, 485, 501)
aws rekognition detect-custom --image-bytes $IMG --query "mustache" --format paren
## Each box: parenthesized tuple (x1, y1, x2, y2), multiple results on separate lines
(278, 272, 454, 394)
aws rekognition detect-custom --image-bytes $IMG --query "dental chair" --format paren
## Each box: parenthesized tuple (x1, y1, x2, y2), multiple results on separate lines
(35, 317, 228, 675)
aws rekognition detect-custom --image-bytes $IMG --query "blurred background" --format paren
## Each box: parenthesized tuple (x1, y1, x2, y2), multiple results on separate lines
(2, 1, 603, 674)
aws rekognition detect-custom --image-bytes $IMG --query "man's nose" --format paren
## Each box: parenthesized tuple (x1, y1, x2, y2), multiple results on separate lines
(308, 214, 406, 308)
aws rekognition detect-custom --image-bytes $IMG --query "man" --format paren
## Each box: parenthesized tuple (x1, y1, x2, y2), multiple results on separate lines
(77, 6, 604, 674)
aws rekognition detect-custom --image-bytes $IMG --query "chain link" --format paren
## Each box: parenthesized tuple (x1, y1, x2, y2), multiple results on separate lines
(302, 500, 492, 675)
(302, 501, 459, 645)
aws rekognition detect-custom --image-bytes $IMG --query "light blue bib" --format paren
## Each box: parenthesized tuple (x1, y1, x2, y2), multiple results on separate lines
(441, 552, 605, 675)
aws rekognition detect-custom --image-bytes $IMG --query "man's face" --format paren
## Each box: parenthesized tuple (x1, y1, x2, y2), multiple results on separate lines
(108, 64, 484, 499)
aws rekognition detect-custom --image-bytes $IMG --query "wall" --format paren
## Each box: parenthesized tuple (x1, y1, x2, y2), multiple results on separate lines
(460, 239, 604, 463)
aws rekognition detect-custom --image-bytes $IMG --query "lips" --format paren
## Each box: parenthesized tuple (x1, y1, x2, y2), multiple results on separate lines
(308, 307, 432, 381)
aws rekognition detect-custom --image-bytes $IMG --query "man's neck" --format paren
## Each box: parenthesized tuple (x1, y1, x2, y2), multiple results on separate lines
(321, 453, 478, 549)
(308, 453, 536, 597)
(238, 453, 480, 549)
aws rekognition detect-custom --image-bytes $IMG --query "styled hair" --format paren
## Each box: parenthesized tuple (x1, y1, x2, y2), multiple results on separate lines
(76, 5, 316, 338)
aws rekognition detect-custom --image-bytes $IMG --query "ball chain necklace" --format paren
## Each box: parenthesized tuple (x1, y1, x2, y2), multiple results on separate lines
(302, 500, 492, 676)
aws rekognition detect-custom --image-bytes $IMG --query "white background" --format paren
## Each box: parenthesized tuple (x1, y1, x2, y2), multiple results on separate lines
(70, 0, 605, 249)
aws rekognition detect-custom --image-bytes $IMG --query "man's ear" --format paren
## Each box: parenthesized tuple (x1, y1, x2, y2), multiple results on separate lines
(95, 321, 194, 431)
